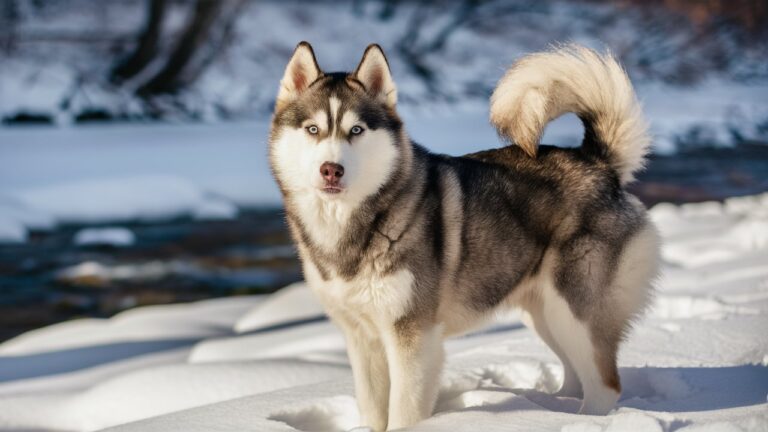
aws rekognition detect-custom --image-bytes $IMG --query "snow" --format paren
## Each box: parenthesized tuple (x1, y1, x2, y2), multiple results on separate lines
(233, 282, 327, 334)
(0, 195, 766, 431)
(0, 195, 55, 242)
(0, 214, 26, 243)
(15, 175, 239, 223)
(74, 227, 136, 247)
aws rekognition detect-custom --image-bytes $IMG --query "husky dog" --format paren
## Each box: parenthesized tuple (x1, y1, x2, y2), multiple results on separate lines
(269, 41, 659, 431)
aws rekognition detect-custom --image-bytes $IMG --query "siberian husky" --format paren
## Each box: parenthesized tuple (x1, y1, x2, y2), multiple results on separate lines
(269, 42, 659, 431)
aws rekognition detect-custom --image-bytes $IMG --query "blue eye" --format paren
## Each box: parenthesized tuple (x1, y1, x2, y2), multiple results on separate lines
(306, 125, 319, 135)
(350, 126, 364, 135)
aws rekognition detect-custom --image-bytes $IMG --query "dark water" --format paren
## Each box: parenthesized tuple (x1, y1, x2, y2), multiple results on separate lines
(628, 144, 768, 206)
(0, 144, 766, 343)
(0, 209, 302, 342)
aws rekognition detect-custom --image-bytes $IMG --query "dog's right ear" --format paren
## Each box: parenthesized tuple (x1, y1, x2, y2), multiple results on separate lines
(276, 42, 322, 110)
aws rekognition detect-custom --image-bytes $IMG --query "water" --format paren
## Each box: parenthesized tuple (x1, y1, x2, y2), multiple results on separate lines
(0, 209, 301, 342)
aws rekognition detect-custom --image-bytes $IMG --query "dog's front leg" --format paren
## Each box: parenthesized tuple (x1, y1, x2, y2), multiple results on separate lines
(383, 322, 444, 430)
(340, 319, 390, 431)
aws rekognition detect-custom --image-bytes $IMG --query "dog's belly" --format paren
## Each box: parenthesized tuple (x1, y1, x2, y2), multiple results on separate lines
(436, 271, 539, 338)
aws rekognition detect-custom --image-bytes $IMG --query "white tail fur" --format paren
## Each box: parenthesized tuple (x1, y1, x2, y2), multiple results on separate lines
(490, 45, 651, 185)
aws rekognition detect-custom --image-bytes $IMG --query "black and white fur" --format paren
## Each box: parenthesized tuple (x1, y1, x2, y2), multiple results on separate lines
(269, 42, 659, 431)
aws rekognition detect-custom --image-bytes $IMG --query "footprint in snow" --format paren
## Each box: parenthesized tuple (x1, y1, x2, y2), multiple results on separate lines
(437, 359, 581, 414)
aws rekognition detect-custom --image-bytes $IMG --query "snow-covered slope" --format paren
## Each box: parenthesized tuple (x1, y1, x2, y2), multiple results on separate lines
(0, 195, 766, 431)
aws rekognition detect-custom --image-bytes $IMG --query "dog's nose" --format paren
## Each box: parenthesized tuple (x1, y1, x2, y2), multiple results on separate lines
(320, 162, 344, 183)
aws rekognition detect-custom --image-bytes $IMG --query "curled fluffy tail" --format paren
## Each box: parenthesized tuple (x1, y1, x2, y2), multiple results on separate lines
(490, 45, 651, 185)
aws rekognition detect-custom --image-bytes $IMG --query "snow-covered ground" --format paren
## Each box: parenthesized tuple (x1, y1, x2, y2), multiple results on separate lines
(0, 195, 766, 432)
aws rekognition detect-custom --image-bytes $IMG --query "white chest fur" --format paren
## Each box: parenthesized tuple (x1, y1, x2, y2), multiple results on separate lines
(303, 257, 415, 325)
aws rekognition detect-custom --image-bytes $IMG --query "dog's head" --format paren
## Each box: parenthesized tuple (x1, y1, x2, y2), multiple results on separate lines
(269, 42, 406, 209)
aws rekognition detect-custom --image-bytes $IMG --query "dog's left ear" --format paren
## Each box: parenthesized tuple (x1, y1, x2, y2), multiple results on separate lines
(353, 44, 397, 107)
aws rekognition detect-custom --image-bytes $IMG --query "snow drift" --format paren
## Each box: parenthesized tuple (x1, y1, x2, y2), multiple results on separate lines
(0, 195, 766, 431)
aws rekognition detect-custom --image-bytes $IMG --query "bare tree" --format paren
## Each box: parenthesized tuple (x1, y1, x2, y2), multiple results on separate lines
(395, 0, 491, 92)
(0, 0, 20, 53)
(110, 0, 168, 83)
(109, 0, 247, 98)
(137, 0, 223, 95)
(137, 0, 251, 96)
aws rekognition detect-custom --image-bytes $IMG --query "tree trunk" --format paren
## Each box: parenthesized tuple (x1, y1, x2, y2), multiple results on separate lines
(0, 0, 20, 54)
(110, 0, 168, 83)
(137, 0, 223, 96)
(395, 0, 485, 93)
(180, 0, 248, 90)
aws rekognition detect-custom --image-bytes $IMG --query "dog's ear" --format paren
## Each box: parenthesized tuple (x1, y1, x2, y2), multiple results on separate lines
(276, 42, 322, 109)
(353, 44, 397, 107)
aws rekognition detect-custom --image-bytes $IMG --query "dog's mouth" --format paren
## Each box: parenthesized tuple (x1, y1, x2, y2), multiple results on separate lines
(321, 185, 344, 194)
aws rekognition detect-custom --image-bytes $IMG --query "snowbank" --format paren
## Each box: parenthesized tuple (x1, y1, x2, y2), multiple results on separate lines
(0, 121, 274, 242)
(0, 195, 766, 431)
(74, 227, 136, 247)
(233, 282, 326, 334)
(18, 175, 227, 222)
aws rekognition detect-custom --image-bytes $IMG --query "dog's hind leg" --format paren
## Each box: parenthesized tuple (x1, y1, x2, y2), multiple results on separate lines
(525, 300, 583, 398)
(540, 281, 621, 415)
(542, 222, 658, 415)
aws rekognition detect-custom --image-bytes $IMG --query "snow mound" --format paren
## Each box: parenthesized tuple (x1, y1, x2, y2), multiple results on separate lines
(650, 295, 759, 320)
(0, 195, 55, 242)
(0, 122, 281, 240)
(562, 413, 664, 432)
(0, 296, 262, 356)
(189, 320, 345, 364)
(268, 395, 360, 432)
(14, 175, 236, 223)
(650, 193, 768, 268)
(0, 360, 349, 431)
(74, 227, 136, 247)
(0, 213, 26, 243)
(234, 282, 325, 333)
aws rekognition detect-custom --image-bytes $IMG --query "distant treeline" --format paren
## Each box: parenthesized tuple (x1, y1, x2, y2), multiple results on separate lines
(0, 0, 765, 123)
